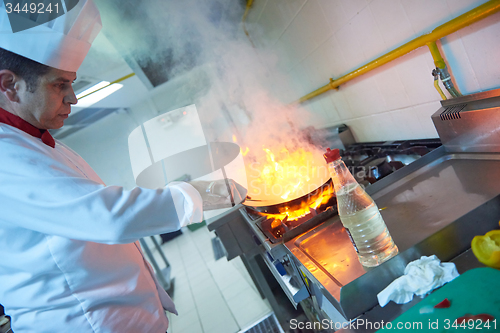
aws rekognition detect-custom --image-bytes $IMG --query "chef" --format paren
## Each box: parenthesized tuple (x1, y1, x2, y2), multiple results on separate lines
(0, 1, 242, 332)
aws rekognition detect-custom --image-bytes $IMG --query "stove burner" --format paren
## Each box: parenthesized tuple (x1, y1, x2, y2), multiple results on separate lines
(341, 139, 442, 183)
(250, 197, 337, 244)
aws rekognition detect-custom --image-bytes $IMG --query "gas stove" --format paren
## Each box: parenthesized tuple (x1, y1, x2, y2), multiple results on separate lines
(221, 137, 444, 315)
(243, 138, 442, 245)
(340, 138, 442, 184)
(247, 201, 337, 244)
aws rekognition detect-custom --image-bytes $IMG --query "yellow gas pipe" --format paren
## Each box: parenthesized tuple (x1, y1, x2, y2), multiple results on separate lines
(427, 41, 448, 100)
(427, 41, 446, 69)
(242, 0, 255, 48)
(433, 77, 448, 100)
(295, 0, 500, 104)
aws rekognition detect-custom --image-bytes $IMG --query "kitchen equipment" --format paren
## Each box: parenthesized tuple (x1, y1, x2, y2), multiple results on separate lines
(208, 87, 500, 330)
(208, 137, 447, 324)
(249, 201, 337, 244)
(243, 178, 334, 215)
(432, 89, 500, 153)
(377, 267, 500, 332)
(243, 177, 337, 244)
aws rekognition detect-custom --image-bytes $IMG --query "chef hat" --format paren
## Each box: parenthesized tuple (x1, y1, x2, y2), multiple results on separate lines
(0, 0, 102, 72)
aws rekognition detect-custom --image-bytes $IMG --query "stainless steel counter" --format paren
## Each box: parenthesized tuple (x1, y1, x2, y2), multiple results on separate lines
(370, 150, 500, 252)
(284, 147, 500, 324)
(335, 247, 489, 333)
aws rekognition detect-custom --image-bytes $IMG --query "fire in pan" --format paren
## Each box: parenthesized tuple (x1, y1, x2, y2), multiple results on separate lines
(242, 156, 337, 243)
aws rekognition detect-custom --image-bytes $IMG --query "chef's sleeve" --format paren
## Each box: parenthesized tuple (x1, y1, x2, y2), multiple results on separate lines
(168, 181, 204, 228)
(0, 146, 203, 244)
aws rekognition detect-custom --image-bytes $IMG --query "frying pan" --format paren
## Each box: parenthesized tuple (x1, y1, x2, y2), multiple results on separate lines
(243, 177, 334, 215)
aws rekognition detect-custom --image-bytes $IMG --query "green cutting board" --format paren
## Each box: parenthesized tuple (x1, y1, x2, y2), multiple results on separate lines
(377, 268, 500, 332)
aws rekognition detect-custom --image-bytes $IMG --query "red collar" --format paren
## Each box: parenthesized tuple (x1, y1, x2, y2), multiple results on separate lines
(0, 107, 55, 148)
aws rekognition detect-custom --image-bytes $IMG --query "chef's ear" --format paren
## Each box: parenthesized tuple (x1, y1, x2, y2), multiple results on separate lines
(0, 69, 21, 102)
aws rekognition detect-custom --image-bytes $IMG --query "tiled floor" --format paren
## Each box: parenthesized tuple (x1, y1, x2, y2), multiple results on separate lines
(146, 226, 273, 333)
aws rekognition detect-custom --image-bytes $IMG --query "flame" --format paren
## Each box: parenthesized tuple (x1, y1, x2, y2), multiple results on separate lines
(263, 185, 333, 221)
(232, 134, 249, 156)
(254, 147, 314, 200)
(245, 145, 333, 222)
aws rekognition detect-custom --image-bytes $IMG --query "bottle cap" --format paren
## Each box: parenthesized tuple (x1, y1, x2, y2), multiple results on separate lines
(323, 148, 341, 163)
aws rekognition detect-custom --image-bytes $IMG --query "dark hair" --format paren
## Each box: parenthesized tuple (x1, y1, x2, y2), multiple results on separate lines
(0, 47, 51, 92)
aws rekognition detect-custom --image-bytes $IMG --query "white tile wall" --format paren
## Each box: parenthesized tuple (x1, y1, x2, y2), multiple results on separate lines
(393, 48, 441, 104)
(329, 89, 355, 121)
(446, 0, 490, 17)
(250, 0, 499, 141)
(455, 11, 500, 91)
(400, 0, 452, 35)
(346, 115, 377, 142)
(413, 101, 442, 138)
(341, 73, 388, 117)
(300, 95, 339, 126)
(273, 38, 298, 73)
(317, 0, 349, 35)
(340, 0, 371, 19)
(316, 34, 349, 78)
(277, 0, 331, 70)
(439, 32, 481, 95)
(373, 66, 411, 111)
(300, 46, 332, 89)
(389, 107, 424, 139)
(287, 64, 312, 97)
(349, 6, 388, 62)
(333, 19, 366, 73)
(256, 0, 306, 47)
(318, 94, 342, 123)
(370, 0, 416, 48)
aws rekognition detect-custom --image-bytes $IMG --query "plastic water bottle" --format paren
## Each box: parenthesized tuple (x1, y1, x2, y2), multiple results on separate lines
(324, 148, 398, 267)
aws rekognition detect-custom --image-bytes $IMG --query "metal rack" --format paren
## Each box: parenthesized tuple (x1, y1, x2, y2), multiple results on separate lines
(140, 236, 172, 291)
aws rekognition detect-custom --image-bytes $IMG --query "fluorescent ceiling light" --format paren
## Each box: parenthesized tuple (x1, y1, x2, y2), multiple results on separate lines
(76, 81, 110, 99)
(76, 83, 123, 108)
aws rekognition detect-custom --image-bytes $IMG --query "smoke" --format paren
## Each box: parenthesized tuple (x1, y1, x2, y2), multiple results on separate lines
(98, 0, 329, 198)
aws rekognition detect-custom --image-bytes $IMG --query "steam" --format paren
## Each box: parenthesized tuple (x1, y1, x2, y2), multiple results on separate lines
(98, 0, 330, 196)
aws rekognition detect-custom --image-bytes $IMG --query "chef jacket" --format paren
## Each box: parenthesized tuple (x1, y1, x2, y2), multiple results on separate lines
(0, 112, 203, 332)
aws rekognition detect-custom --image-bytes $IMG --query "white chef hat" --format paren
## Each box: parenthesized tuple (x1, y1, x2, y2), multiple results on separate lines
(0, 0, 102, 72)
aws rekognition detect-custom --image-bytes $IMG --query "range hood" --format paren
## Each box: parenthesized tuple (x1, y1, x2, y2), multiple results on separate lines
(94, 0, 245, 89)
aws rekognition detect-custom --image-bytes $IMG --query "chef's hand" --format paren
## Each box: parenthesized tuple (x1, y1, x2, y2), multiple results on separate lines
(189, 179, 247, 210)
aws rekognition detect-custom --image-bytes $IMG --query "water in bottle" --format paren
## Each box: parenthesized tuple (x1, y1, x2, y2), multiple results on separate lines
(324, 148, 398, 267)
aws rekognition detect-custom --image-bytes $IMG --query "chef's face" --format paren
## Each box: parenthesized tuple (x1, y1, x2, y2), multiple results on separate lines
(18, 68, 77, 130)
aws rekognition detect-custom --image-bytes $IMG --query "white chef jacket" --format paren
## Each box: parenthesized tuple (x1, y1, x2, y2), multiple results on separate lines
(0, 123, 203, 333)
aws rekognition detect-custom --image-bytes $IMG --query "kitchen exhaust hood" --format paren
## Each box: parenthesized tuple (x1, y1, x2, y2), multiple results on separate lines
(94, 0, 245, 89)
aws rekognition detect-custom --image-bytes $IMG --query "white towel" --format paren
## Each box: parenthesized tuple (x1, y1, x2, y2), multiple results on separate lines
(377, 255, 459, 307)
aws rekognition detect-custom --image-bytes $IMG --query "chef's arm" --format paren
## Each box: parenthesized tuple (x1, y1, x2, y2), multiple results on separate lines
(0, 173, 203, 244)
(0, 145, 248, 244)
